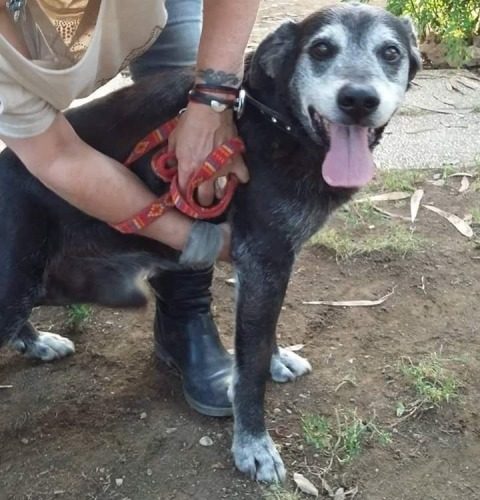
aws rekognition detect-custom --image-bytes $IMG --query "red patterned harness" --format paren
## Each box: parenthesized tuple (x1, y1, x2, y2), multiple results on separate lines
(112, 116, 245, 234)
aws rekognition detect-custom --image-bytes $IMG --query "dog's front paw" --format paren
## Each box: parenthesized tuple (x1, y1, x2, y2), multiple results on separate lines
(232, 431, 286, 483)
(270, 347, 312, 383)
(13, 332, 75, 362)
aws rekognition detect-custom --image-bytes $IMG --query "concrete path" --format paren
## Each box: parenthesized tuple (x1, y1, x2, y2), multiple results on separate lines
(376, 69, 480, 169)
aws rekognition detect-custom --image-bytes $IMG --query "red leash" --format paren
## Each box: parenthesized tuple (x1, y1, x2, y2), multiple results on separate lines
(112, 116, 245, 234)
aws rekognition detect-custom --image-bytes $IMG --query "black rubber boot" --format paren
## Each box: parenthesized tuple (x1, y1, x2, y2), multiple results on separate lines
(151, 267, 233, 417)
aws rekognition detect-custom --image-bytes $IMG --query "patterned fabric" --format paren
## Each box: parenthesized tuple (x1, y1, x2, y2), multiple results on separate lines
(112, 118, 245, 234)
(31, 0, 100, 63)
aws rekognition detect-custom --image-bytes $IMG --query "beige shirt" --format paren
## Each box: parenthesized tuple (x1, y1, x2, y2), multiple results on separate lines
(0, 0, 167, 138)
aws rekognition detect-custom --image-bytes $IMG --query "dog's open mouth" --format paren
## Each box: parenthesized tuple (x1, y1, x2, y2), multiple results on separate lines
(310, 108, 376, 189)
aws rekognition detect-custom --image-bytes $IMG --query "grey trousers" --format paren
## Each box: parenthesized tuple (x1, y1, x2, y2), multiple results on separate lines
(130, 0, 202, 79)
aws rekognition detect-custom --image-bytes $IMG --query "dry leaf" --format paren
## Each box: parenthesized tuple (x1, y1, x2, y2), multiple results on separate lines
(355, 192, 411, 203)
(372, 205, 410, 221)
(294, 473, 319, 497)
(321, 477, 335, 497)
(427, 179, 446, 187)
(345, 485, 359, 498)
(448, 172, 474, 178)
(303, 289, 395, 307)
(423, 205, 473, 238)
(459, 176, 470, 193)
(285, 344, 305, 352)
(457, 76, 480, 90)
(410, 189, 424, 223)
(334, 488, 346, 500)
(449, 78, 466, 94)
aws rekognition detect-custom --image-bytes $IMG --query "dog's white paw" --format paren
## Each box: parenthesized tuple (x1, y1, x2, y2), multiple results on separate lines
(270, 347, 312, 383)
(13, 332, 75, 362)
(232, 431, 286, 483)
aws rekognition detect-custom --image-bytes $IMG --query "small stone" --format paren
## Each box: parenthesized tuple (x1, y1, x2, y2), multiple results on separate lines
(115, 478, 124, 487)
(273, 408, 281, 415)
(140, 412, 147, 420)
(20, 438, 29, 445)
(199, 436, 214, 447)
(165, 427, 177, 434)
(146, 468, 153, 476)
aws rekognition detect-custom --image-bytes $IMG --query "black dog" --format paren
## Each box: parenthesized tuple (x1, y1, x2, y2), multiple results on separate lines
(0, 4, 420, 482)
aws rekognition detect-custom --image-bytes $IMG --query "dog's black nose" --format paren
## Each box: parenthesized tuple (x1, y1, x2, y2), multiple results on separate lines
(337, 84, 380, 122)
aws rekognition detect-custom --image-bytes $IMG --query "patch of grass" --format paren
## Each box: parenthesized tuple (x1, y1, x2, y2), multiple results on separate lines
(472, 208, 480, 223)
(472, 177, 480, 193)
(66, 304, 92, 329)
(264, 487, 301, 500)
(440, 164, 458, 179)
(375, 169, 426, 193)
(303, 415, 333, 451)
(311, 224, 423, 260)
(302, 410, 391, 464)
(339, 202, 384, 227)
(400, 353, 459, 407)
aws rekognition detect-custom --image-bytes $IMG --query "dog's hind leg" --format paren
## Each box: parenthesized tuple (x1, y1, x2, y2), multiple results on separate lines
(9, 322, 75, 361)
(0, 202, 74, 362)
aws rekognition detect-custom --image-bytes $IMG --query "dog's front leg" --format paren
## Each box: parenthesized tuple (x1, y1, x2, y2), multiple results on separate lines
(231, 247, 293, 482)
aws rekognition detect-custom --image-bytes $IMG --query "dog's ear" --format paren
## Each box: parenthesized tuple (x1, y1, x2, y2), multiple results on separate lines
(249, 20, 298, 86)
(400, 16, 422, 82)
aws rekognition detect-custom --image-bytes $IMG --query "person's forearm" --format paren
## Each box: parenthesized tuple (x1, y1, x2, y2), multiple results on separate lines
(2, 114, 193, 251)
(196, 0, 261, 86)
(44, 140, 194, 250)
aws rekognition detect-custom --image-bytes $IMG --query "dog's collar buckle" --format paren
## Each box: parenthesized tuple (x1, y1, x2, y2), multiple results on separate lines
(234, 89, 246, 119)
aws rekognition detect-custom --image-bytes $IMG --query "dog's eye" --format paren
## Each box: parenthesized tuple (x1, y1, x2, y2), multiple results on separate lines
(382, 46, 401, 62)
(309, 41, 335, 60)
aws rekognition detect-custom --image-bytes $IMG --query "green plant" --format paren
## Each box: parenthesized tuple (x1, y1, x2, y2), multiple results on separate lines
(340, 201, 384, 227)
(264, 487, 301, 500)
(66, 304, 92, 329)
(311, 224, 423, 260)
(472, 178, 480, 193)
(302, 415, 333, 450)
(302, 410, 391, 464)
(376, 169, 426, 193)
(386, 0, 480, 66)
(472, 208, 480, 223)
(400, 353, 459, 406)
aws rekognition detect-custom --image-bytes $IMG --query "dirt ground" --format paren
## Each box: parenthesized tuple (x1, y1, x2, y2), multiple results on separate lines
(1, 2, 480, 500)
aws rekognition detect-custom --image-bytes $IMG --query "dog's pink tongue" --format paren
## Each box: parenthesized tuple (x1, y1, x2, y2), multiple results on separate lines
(322, 124, 375, 188)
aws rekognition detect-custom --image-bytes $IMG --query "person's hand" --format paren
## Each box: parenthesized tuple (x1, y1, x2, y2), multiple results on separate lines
(167, 101, 249, 206)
